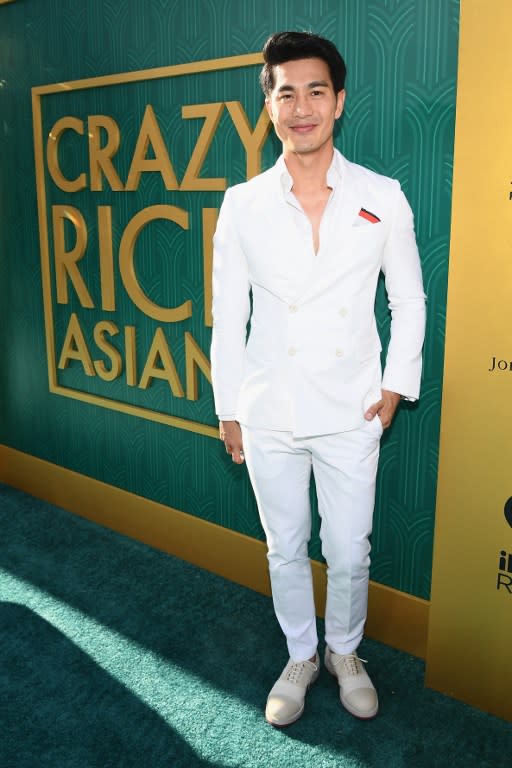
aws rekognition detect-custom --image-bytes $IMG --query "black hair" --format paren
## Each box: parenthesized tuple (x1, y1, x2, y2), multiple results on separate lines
(260, 31, 347, 96)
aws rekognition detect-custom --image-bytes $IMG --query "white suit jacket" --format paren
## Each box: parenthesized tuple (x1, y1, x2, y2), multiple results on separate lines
(210, 150, 426, 437)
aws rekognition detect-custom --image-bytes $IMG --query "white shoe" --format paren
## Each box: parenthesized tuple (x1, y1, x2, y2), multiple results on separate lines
(265, 653, 320, 727)
(324, 646, 379, 719)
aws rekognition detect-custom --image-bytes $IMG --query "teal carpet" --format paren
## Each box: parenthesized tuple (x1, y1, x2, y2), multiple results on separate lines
(1, 483, 511, 768)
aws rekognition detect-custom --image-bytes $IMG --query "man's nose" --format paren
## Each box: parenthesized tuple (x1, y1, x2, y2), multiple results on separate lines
(293, 94, 312, 116)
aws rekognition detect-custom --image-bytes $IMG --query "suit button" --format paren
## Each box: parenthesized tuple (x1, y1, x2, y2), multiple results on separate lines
(335, 348, 343, 357)
(288, 347, 296, 356)
(339, 307, 347, 317)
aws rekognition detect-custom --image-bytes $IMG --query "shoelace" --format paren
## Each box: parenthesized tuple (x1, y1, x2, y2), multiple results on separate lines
(334, 653, 368, 676)
(285, 659, 317, 685)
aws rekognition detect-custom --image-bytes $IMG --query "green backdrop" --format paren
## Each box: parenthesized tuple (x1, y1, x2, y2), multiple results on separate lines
(0, 0, 459, 600)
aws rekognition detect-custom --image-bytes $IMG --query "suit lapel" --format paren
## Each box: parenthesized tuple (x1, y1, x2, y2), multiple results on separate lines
(252, 161, 318, 302)
(292, 156, 365, 302)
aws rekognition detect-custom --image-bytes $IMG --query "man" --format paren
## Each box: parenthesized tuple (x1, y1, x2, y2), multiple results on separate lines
(210, 31, 425, 727)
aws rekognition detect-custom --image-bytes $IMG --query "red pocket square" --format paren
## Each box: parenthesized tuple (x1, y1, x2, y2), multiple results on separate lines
(358, 208, 381, 224)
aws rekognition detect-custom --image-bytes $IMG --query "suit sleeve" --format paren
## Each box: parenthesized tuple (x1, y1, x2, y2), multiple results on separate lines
(381, 181, 426, 400)
(210, 188, 251, 421)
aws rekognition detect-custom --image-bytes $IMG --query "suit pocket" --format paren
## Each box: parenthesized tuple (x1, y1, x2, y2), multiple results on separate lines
(351, 222, 383, 236)
(367, 414, 384, 438)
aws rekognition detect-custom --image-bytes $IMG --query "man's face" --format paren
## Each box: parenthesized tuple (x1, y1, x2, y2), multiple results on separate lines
(265, 57, 345, 156)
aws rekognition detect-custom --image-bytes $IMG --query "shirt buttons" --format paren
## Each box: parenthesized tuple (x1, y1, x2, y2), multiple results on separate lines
(339, 307, 347, 317)
(289, 304, 298, 313)
(335, 348, 344, 357)
(288, 347, 297, 356)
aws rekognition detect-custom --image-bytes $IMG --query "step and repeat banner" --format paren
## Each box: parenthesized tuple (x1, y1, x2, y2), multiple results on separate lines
(426, 0, 512, 720)
(0, 0, 456, 603)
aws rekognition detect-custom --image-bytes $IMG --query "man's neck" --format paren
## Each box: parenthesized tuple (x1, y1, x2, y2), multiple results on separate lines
(283, 144, 335, 191)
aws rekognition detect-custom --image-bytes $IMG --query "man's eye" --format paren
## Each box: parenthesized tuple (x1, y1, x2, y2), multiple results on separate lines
(311, 90, 323, 96)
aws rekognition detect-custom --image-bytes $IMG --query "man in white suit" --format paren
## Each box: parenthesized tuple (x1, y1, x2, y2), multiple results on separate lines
(211, 31, 425, 727)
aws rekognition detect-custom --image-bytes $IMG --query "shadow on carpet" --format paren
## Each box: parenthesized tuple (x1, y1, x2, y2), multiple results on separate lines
(0, 482, 511, 768)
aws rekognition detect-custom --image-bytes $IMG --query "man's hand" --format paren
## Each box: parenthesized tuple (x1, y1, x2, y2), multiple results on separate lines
(364, 389, 401, 430)
(219, 420, 245, 464)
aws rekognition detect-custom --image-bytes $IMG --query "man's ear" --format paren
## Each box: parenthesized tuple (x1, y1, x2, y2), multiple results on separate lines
(335, 89, 346, 119)
(265, 97, 275, 123)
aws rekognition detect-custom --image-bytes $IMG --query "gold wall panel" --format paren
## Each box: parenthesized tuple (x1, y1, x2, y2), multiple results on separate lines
(426, 0, 512, 721)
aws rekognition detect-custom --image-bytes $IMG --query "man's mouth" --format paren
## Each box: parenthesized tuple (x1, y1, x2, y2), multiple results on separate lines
(289, 123, 317, 133)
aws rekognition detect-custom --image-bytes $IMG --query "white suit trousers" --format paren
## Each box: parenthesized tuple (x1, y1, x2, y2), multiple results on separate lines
(241, 419, 382, 661)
